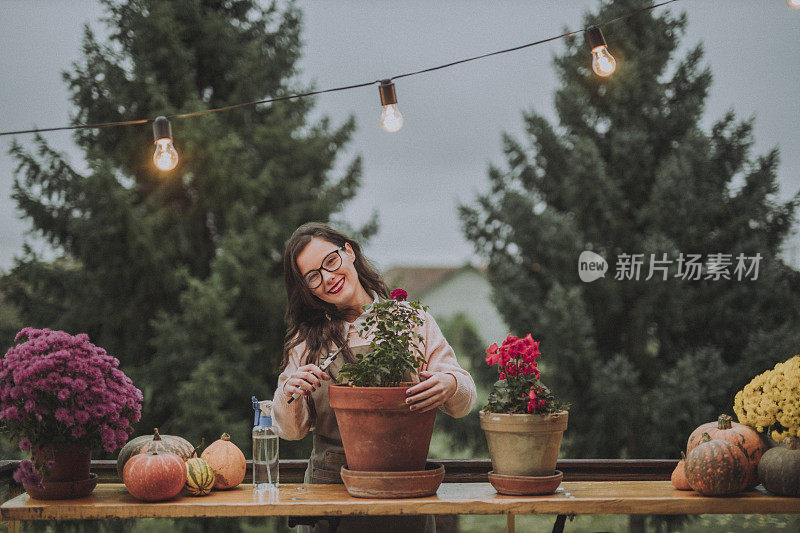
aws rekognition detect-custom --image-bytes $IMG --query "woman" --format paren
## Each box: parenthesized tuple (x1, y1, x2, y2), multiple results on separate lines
(272, 222, 477, 533)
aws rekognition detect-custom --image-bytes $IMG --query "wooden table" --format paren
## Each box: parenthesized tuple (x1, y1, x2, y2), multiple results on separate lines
(2, 481, 799, 532)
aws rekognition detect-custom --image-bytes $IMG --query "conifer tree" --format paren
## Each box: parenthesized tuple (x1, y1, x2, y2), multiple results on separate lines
(3, 0, 368, 455)
(461, 0, 800, 458)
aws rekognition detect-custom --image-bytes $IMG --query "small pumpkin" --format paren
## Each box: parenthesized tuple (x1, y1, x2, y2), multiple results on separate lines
(687, 414, 767, 489)
(123, 451, 187, 501)
(184, 457, 216, 496)
(758, 436, 800, 497)
(671, 454, 691, 490)
(685, 433, 748, 496)
(201, 433, 247, 489)
(117, 428, 196, 478)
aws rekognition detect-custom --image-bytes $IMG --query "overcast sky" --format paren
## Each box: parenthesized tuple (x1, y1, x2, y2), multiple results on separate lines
(1, 1, 798, 272)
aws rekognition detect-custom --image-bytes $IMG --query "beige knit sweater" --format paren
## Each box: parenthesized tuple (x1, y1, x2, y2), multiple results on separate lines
(272, 308, 477, 442)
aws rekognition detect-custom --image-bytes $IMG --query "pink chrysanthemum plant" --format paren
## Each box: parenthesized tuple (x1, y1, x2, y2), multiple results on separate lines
(0, 328, 143, 487)
(483, 334, 568, 414)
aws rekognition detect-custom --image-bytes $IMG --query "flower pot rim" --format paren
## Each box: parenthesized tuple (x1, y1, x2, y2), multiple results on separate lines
(330, 382, 415, 390)
(479, 409, 569, 417)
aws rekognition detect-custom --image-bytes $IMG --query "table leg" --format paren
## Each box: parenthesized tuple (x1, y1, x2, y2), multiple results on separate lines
(507, 513, 515, 533)
(8, 519, 20, 533)
(552, 514, 567, 533)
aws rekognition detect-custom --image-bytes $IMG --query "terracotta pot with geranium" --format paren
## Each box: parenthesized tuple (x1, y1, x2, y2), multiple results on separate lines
(329, 289, 437, 474)
(0, 328, 143, 499)
(479, 334, 569, 494)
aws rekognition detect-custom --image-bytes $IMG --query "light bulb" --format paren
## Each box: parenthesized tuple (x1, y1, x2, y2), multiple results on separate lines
(380, 104, 404, 133)
(789, 0, 800, 9)
(378, 79, 404, 133)
(152, 116, 178, 171)
(591, 46, 617, 78)
(153, 138, 179, 171)
(586, 26, 616, 78)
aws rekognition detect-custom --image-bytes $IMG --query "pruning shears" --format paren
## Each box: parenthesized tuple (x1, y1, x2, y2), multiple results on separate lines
(286, 343, 345, 404)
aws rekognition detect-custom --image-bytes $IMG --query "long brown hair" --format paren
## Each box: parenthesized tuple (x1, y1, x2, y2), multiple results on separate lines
(281, 222, 389, 369)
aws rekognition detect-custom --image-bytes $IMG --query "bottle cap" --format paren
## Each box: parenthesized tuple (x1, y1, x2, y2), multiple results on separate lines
(252, 395, 261, 426)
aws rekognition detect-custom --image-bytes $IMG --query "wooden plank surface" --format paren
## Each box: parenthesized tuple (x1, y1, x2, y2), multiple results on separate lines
(2, 482, 799, 521)
(0, 459, 680, 486)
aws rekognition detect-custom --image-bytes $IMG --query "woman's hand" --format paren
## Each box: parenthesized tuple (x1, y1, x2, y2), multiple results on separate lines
(284, 364, 331, 399)
(405, 371, 457, 413)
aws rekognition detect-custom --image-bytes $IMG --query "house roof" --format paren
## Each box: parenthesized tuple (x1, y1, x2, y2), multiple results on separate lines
(383, 264, 485, 299)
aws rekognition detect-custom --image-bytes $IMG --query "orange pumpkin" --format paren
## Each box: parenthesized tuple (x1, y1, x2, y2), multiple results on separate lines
(687, 414, 767, 489)
(685, 433, 748, 496)
(123, 451, 187, 501)
(201, 433, 246, 489)
(117, 428, 196, 478)
(670, 455, 691, 490)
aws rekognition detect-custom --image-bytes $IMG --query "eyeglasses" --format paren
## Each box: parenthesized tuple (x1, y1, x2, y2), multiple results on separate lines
(303, 246, 346, 289)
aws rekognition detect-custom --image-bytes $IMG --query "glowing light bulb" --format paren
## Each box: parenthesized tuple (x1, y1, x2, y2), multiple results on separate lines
(591, 46, 617, 78)
(788, 0, 800, 9)
(378, 79, 404, 133)
(380, 104, 404, 133)
(586, 26, 616, 78)
(152, 116, 179, 171)
(153, 138, 179, 171)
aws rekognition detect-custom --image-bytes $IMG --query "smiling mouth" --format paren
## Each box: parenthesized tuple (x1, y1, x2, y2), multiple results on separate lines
(328, 278, 345, 294)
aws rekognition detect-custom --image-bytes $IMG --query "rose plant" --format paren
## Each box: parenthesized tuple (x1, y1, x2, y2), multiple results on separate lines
(0, 328, 143, 486)
(483, 334, 567, 414)
(337, 289, 427, 387)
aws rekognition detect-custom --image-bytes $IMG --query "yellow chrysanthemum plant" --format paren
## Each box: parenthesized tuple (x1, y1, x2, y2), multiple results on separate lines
(734, 355, 800, 443)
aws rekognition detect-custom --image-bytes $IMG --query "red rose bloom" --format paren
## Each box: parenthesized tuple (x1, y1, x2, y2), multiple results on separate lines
(390, 288, 407, 301)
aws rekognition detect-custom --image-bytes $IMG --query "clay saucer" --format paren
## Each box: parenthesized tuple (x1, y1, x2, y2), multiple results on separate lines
(340, 462, 444, 498)
(25, 473, 99, 500)
(488, 470, 563, 496)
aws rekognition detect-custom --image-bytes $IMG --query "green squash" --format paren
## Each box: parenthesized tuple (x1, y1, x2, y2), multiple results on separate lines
(758, 437, 800, 497)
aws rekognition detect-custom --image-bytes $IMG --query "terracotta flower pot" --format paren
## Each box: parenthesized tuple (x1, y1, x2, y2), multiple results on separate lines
(24, 443, 98, 500)
(480, 410, 568, 476)
(329, 384, 436, 472)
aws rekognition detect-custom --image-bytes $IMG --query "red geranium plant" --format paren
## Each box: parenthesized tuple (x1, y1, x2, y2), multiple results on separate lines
(483, 334, 567, 414)
(0, 328, 143, 486)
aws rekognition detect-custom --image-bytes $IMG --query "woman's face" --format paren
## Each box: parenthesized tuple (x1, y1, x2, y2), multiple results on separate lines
(296, 237, 362, 307)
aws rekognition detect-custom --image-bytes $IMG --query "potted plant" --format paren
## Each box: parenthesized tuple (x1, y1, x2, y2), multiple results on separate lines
(0, 328, 143, 499)
(479, 334, 569, 482)
(329, 290, 436, 472)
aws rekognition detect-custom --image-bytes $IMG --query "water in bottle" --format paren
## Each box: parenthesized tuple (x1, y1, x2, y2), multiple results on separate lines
(252, 397, 279, 491)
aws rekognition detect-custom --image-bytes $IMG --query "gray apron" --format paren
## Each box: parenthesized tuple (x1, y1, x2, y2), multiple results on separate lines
(294, 346, 435, 533)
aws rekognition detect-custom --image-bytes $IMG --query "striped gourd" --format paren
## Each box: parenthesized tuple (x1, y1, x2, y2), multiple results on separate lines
(185, 458, 215, 496)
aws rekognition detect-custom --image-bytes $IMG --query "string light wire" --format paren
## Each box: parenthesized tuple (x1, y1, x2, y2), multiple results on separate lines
(0, 0, 679, 138)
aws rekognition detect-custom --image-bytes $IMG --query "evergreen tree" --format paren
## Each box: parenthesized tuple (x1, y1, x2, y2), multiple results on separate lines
(2, 0, 369, 457)
(430, 313, 493, 458)
(460, 0, 800, 459)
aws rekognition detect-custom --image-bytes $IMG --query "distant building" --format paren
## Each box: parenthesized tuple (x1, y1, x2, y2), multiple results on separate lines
(383, 264, 509, 345)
